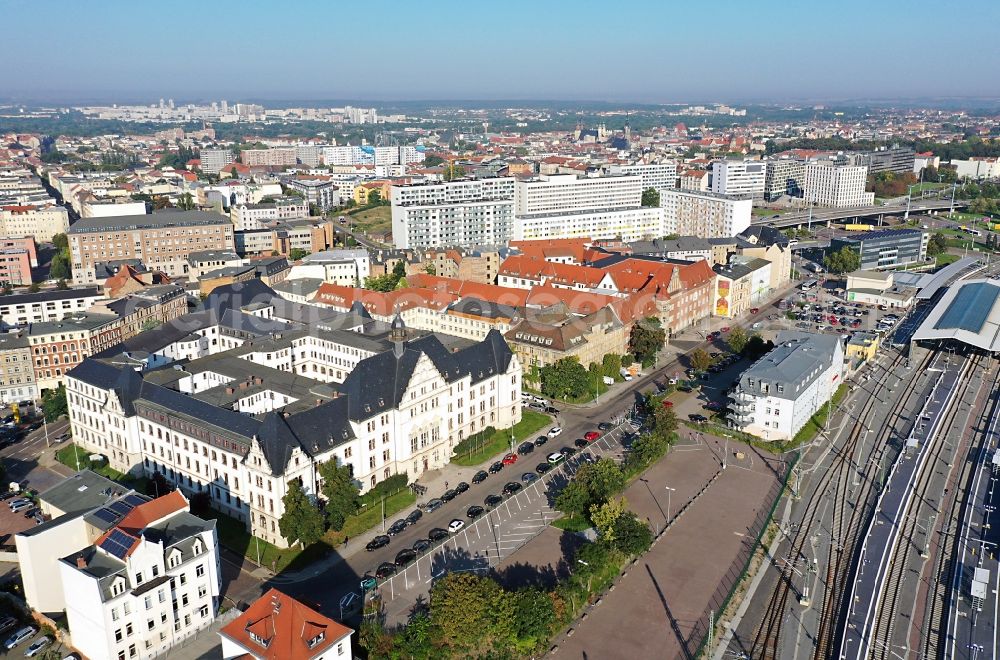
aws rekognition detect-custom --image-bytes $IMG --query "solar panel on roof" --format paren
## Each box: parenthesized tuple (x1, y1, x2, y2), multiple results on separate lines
(934, 282, 1000, 333)
(92, 508, 119, 525)
(109, 500, 135, 516)
(100, 529, 136, 560)
(123, 493, 147, 507)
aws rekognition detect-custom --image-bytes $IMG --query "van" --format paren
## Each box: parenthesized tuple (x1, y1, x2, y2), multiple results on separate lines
(10, 500, 33, 513)
(602, 376, 614, 386)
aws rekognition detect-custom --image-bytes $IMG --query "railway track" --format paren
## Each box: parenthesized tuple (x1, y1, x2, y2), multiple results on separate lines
(867, 353, 988, 659)
(748, 349, 933, 660)
(921, 359, 1000, 660)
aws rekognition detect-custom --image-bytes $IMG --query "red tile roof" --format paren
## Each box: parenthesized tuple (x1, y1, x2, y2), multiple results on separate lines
(219, 588, 352, 660)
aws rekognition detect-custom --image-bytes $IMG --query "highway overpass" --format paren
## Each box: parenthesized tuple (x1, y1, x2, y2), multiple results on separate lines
(752, 200, 969, 229)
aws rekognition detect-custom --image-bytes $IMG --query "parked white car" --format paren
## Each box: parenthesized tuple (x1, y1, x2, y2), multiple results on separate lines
(547, 426, 562, 438)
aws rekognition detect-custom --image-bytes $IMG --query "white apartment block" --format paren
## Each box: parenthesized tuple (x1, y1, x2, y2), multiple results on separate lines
(803, 161, 875, 207)
(729, 331, 844, 441)
(951, 157, 1000, 180)
(391, 178, 516, 249)
(240, 148, 298, 168)
(661, 189, 752, 238)
(66, 322, 521, 548)
(513, 206, 664, 242)
(83, 200, 149, 219)
(711, 160, 766, 200)
(0, 204, 70, 243)
(322, 146, 368, 166)
(609, 163, 678, 202)
(514, 174, 643, 216)
(199, 149, 234, 175)
(232, 198, 309, 231)
(287, 249, 370, 286)
(0, 287, 103, 326)
(295, 145, 321, 167)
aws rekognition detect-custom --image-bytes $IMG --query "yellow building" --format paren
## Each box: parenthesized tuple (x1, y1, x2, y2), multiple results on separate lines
(846, 331, 879, 362)
(353, 181, 392, 205)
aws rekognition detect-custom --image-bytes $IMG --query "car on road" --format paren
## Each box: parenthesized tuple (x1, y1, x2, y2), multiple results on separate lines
(366, 535, 391, 551)
(560, 447, 577, 458)
(488, 461, 504, 474)
(688, 414, 708, 423)
(574, 438, 589, 448)
(447, 519, 465, 533)
(405, 509, 423, 525)
(440, 489, 458, 502)
(579, 452, 596, 464)
(394, 549, 417, 567)
(484, 494, 503, 509)
(584, 431, 600, 441)
(517, 442, 535, 455)
(597, 422, 613, 431)
(544, 406, 560, 414)
(503, 482, 523, 496)
(704, 401, 723, 411)
(472, 470, 489, 484)
(535, 462, 552, 474)
(360, 575, 378, 592)
(454, 481, 469, 494)
(677, 384, 693, 393)
(533, 435, 548, 447)
(547, 452, 565, 465)
(428, 527, 449, 541)
(466, 505, 484, 519)
(23, 636, 50, 657)
(521, 472, 538, 484)
(424, 498, 444, 513)
(387, 520, 407, 536)
(375, 562, 397, 579)
(750, 307, 759, 314)
(547, 426, 562, 438)
(3, 626, 35, 650)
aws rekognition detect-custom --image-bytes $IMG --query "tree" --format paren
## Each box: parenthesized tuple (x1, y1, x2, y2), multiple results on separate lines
(727, 326, 749, 354)
(649, 398, 678, 441)
(368, 190, 382, 206)
(392, 259, 407, 281)
(612, 513, 653, 554)
(442, 164, 466, 182)
(629, 321, 666, 363)
(50, 252, 71, 280)
(512, 587, 555, 642)
(318, 458, 359, 531)
(424, 263, 436, 275)
(424, 155, 446, 167)
(177, 192, 195, 211)
(823, 246, 861, 274)
(555, 480, 591, 520)
(288, 248, 309, 261)
(926, 233, 949, 257)
(42, 385, 68, 421)
(540, 357, 590, 400)
(590, 497, 628, 544)
(278, 479, 326, 547)
(363, 273, 397, 292)
(575, 459, 625, 505)
(744, 334, 774, 359)
(601, 353, 622, 379)
(689, 348, 711, 372)
(430, 573, 514, 653)
(55, 279, 68, 290)
(28, 283, 40, 293)
(51, 233, 68, 252)
(641, 187, 661, 207)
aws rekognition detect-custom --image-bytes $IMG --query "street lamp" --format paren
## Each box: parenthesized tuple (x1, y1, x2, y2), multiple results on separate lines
(664, 486, 676, 526)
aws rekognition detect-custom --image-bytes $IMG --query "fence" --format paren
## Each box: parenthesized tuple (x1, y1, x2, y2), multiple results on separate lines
(690, 451, 799, 658)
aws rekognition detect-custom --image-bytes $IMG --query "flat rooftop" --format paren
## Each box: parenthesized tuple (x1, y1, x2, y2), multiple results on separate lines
(912, 278, 1000, 351)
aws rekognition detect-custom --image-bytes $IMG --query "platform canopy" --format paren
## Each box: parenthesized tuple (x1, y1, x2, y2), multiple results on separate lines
(912, 278, 1000, 351)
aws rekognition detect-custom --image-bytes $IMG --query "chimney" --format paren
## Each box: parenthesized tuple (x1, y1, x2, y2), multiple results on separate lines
(253, 376, 263, 385)
(225, 386, 235, 394)
(76, 555, 87, 569)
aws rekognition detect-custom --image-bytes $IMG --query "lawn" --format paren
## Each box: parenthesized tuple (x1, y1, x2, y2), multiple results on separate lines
(346, 205, 392, 234)
(55, 443, 148, 491)
(451, 410, 551, 466)
(324, 489, 416, 546)
(935, 253, 960, 267)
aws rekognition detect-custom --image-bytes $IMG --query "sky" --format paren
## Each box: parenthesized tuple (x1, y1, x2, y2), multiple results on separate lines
(3, 0, 999, 105)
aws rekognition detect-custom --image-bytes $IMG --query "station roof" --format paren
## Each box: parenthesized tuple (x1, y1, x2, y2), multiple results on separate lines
(912, 278, 1000, 351)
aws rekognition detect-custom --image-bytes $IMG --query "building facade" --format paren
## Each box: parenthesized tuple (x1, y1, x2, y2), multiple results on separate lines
(0, 204, 71, 242)
(764, 158, 806, 201)
(200, 149, 235, 175)
(0, 287, 104, 327)
(803, 161, 874, 207)
(391, 178, 516, 249)
(711, 160, 765, 199)
(831, 229, 929, 270)
(661, 189, 752, 238)
(0, 331, 37, 403)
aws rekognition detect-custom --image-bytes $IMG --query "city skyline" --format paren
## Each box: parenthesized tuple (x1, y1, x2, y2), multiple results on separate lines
(4, 0, 999, 103)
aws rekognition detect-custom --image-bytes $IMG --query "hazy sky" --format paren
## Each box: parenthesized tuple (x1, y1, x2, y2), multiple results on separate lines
(4, 0, 999, 104)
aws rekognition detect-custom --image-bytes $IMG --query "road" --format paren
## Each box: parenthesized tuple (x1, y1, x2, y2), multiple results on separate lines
(0, 418, 72, 493)
(752, 199, 966, 229)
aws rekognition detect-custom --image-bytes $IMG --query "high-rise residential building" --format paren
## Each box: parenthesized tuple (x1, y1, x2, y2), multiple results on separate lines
(199, 149, 234, 175)
(294, 144, 321, 167)
(232, 197, 309, 231)
(764, 158, 806, 201)
(391, 178, 516, 249)
(322, 145, 368, 166)
(282, 176, 341, 211)
(0, 204, 70, 242)
(68, 211, 236, 283)
(240, 147, 298, 168)
(609, 162, 678, 202)
(711, 160, 766, 199)
(661, 189, 752, 238)
(803, 161, 874, 207)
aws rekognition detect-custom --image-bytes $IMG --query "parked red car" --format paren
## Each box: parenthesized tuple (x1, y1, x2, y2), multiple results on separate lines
(721, 326, 731, 333)
(584, 431, 600, 441)
(502, 453, 518, 465)
(750, 307, 760, 314)
(661, 400, 674, 408)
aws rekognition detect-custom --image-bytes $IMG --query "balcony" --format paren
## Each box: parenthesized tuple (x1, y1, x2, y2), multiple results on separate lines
(730, 390, 755, 403)
(728, 409, 753, 426)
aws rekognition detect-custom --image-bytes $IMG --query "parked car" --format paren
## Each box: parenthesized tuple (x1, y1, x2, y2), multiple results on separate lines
(9, 500, 32, 513)
(0, 616, 16, 634)
(412, 538, 431, 553)
(424, 498, 444, 512)
(23, 636, 50, 657)
(502, 482, 523, 496)
(750, 307, 760, 314)
(597, 422, 613, 431)
(533, 435, 549, 447)
(517, 442, 535, 455)
(472, 470, 489, 484)
(440, 489, 458, 502)
(447, 519, 465, 533)
(428, 527, 449, 541)
(502, 453, 518, 466)
(547, 426, 562, 438)
(3, 626, 35, 650)
(387, 520, 408, 536)
(584, 431, 600, 441)
(360, 575, 378, 592)
(535, 462, 552, 474)
(484, 494, 503, 509)
(366, 535, 391, 551)
(521, 472, 538, 484)
(394, 549, 417, 567)
(488, 461, 504, 474)
(8, 498, 29, 510)
(547, 452, 565, 465)
(560, 447, 577, 458)
(466, 505, 484, 519)
(574, 438, 590, 448)
(405, 509, 423, 525)
(579, 452, 596, 464)
(688, 414, 708, 423)
(454, 481, 469, 494)
(375, 562, 396, 579)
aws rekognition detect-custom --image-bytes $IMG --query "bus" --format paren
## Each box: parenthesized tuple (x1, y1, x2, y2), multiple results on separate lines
(844, 223, 874, 231)
(799, 279, 817, 292)
(964, 228, 982, 237)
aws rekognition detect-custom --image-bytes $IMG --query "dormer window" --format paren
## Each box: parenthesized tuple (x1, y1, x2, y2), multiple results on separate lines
(192, 539, 203, 555)
(167, 548, 182, 568)
(249, 631, 271, 648)
(307, 631, 326, 649)
(110, 576, 126, 597)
